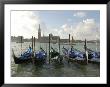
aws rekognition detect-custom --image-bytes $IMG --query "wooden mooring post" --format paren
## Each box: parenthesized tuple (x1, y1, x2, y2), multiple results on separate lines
(31, 36, 34, 64)
(34, 37, 35, 52)
(68, 34, 71, 63)
(46, 42, 47, 61)
(32, 36, 33, 52)
(21, 36, 23, 54)
(49, 34, 51, 64)
(84, 39, 88, 64)
(69, 34, 70, 45)
(72, 36, 74, 45)
(59, 37, 62, 63)
(58, 37, 60, 56)
(58, 37, 61, 62)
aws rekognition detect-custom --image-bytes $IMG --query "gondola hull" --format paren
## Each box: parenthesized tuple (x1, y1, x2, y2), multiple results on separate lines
(13, 53, 32, 64)
(50, 55, 63, 63)
(88, 52, 100, 64)
(62, 47, 88, 64)
(50, 49, 63, 63)
(34, 50, 47, 64)
(63, 54, 88, 65)
(62, 48, 100, 64)
(88, 58, 100, 64)
(34, 57, 46, 64)
(12, 48, 33, 64)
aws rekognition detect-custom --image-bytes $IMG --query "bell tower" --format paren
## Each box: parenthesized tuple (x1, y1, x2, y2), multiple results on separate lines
(38, 24, 41, 39)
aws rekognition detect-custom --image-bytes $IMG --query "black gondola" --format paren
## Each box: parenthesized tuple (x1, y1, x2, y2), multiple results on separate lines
(12, 47, 33, 64)
(86, 49, 100, 64)
(84, 39, 100, 64)
(50, 47, 62, 63)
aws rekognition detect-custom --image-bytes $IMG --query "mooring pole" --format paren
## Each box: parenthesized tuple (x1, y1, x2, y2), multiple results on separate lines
(59, 37, 62, 62)
(84, 39, 88, 64)
(72, 36, 74, 44)
(21, 36, 23, 55)
(49, 34, 50, 64)
(59, 37, 60, 55)
(68, 34, 71, 64)
(46, 43, 47, 62)
(32, 36, 34, 64)
(33, 37, 35, 65)
(69, 34, 70, 45)
(46, 43, 47, 54)
(84, 39, 86, 50)
(34, 37, 35, 52)
(32, 36, 33, 52)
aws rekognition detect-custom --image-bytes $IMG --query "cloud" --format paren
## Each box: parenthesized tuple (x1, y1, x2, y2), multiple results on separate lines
(67, 19, 72, 22)
(50, 24, 72, 39)
(72, 19, 100, 40)
(11, 11, 45, 38)
(73, 12, 86, 18)
(53, 18, 99, 40)
(11, 11, 99, 41)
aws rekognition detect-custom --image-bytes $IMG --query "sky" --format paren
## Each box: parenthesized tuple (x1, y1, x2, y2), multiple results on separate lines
(11, 10, 100, 40)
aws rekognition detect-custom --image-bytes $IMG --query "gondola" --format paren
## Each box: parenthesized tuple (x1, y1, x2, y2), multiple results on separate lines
(50, 47, 62, 63)
(34, 47, 47, 64)
(62, 46, 87, 64)
(12, 47, 33, 64)
(87, 49, 100, 64)
(84, 39, 100, 64)
(62, 42, 100, 64)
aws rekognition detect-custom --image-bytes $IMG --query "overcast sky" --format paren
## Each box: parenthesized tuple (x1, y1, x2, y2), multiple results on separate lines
(11, 10, 100, 40)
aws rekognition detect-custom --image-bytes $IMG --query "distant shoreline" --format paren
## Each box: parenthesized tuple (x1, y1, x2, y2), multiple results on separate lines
(11, 41, 100, 43)
(11, 36, 100, 43)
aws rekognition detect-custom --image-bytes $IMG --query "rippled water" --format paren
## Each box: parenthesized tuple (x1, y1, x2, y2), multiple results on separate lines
(11, 42, 100, 77)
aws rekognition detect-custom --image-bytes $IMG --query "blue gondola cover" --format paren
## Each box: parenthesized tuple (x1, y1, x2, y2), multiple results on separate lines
(20, 47, 32, 59)
(35, 50, 46, 59)
(63, 47, 100, 61)
(91, 52, 100, 58)
(63, 47, 85, 59)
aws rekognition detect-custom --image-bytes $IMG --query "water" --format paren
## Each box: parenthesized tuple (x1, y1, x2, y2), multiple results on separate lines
(11, 42, 100, 77)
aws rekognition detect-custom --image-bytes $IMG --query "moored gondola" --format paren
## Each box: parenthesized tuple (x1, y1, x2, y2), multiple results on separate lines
(87, 49, 100, 64)
(12, 46, 33, 64)
(50, 47, 62, 63)
(62, 46, 87, 64)
(34, 47, 47, 64)
(84, 39, 100, 64)
(62, 39, 100, 64)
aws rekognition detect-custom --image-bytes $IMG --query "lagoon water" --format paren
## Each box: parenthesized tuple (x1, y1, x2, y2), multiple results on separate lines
(11, 42, 100, 77)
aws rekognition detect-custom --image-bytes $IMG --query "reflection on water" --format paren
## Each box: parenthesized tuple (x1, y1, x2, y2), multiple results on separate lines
(11, 42, 100, 77)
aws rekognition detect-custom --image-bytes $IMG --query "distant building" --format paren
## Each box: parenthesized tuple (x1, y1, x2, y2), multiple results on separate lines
(37, 24, 59, 43)
(60, 39, 69, 43)
(37, 24, 70, 43)
(38, 24, 41, 40)
(11, 36, 24, 43)
(11, 24, 75, 43)
(11, 36, 16, 42)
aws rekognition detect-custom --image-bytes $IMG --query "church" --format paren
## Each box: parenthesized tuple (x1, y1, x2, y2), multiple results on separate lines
(37, 24, 69, 43)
